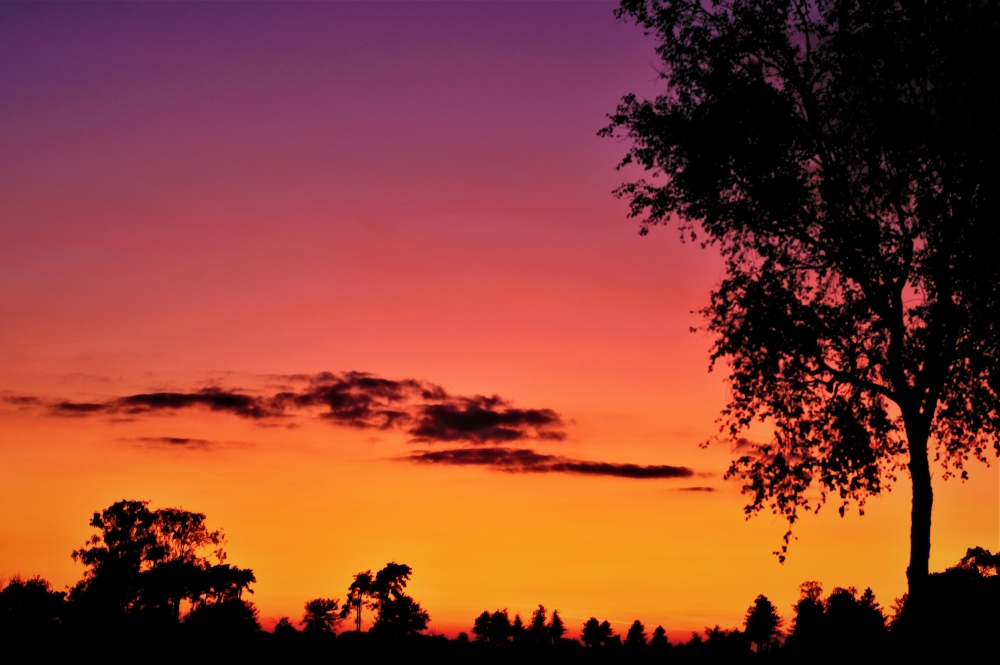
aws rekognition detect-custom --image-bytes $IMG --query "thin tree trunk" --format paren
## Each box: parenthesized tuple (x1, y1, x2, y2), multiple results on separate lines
(905, 424, 933, 597)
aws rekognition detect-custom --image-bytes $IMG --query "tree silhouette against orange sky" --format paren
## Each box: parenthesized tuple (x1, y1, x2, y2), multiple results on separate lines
(604, 0, 999, 600)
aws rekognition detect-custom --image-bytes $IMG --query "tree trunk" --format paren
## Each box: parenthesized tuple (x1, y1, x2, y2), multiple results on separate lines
(905, 425, 933, 597)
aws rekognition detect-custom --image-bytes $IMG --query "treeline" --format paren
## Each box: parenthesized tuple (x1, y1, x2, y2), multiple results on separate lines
(1, 500, 997, 662)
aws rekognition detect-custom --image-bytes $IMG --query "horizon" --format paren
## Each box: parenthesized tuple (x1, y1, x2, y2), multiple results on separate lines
(1, 1, 996, 640)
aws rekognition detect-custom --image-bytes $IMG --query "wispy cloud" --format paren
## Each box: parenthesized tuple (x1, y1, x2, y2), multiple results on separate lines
(3, 372, 565, 444)
(406, 447, 694, 479)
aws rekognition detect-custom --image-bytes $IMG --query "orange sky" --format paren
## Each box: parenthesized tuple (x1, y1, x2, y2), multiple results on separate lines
(1, 1, 996, 640)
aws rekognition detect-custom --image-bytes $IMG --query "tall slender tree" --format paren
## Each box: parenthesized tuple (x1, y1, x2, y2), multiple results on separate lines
(603, 0, 999, 596)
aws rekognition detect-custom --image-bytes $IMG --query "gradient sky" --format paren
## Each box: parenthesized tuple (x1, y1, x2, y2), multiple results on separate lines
(1, 1, 996, 639)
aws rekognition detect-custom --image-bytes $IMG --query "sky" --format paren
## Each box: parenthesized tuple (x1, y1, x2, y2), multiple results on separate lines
(1, 0, 996, 639)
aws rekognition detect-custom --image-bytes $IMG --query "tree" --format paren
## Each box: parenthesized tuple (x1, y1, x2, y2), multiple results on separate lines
(581, 617, 616, 647)
(0, 575, 66, 638)
(529, 604, 550, 646)
(70, 500, 254, 624)
(548, 609, 566, 642)
(744, 595, 783, 653)
(472, 611, 491, 643)
(511, 613, 527, 644)
(490, 609, 512, 646)
(273, 616, 298, 637)
(302, 597, 341, 634)
(786, 581, 825, 651)
(366, 562, 429, 639)
(625, 619, 648, 647)
(371, 562, 411, 620)
(650, 625, 669, 649)
(603, 0, 1000, 596)
(371, 594, 429, 639)
(339, 570, 373, 632)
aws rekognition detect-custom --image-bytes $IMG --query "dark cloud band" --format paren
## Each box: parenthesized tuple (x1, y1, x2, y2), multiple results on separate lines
(3, 372, 565, 445)
(406, 447, 694, 479)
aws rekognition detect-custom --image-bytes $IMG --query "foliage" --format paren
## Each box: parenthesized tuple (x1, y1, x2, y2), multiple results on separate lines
(303, 598, 342, 634)
(603, 0, 1000, 587)
(69, 499, 254, 624)
(743, 595, 783, 653)
(2, 499, 996, 660)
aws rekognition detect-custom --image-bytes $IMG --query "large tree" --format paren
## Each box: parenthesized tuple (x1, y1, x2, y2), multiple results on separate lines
(71, 500, 255, 624)
(603, 0, 998, 596)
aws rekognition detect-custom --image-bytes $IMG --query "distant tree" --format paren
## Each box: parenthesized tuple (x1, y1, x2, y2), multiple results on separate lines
(472, 611, 491, 643)
(786, 581, 825, 651)
(273, 616, 298, 637)
(183, 596, 260, 636)
(892, 547, 999, 656)
(953, 546, 1000, 577)
(581, 617, 617, 648)
(372, 594, 429, 639)
(0, 575, 66, 637)
(548, 609, 566, 642)
(649, 625, 669, 649)
(373, 563, 411, 607)
(625, 619, 648, 647)
(694, 625, 751, 658)
(339, 570, 373, 632)
(744, 595, 783, 653)
(604, 0, 1000, 596)
(302, 597, 342, 634)
(70, 499, 253, 624)
(364, 562, 428, 639)
(529, 604, 549, 646)
(581, 617, 603, 648)
(487, 609, 512, 647)
(511, 613, 527, 644)
(824, 586, 886, 650)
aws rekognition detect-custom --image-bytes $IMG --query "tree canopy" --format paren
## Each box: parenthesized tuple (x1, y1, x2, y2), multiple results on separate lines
(70, 499, 256, 626)
(603, 0, 999, 592)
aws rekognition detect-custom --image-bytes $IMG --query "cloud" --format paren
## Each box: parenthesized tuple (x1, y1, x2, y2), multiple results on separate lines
(2, 395, 43, 406)
(674, 486, 717, 492)
(51, 401, 108, 416)
(406, 447, 694, 479)
(409, 396, 564, 444)
(7, 371, 566, 444)
(274, 371, 434, 428)
(133, 436, 215, 449)
(117, 389, 278, 419)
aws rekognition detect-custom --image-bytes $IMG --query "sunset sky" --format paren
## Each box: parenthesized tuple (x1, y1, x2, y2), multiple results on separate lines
(1, 1, 996, 639)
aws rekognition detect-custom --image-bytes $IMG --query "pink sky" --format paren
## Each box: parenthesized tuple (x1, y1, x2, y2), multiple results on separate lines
(1, 1, 995, 638)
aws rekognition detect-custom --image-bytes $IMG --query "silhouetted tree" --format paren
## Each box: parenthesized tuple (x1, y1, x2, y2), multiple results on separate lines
(548, 609, 566, 642)
(824, 586, 886, 650)
(302, 597, 341, 634)
(371, 562, 411, 621)
(371, 594, 429, 639)
(487, 609, 512, 647)
(511, 613, 527, 644)
(786, 581, 825, 652)
(0, 575, 66, 638)
(581, 617, 603, 648)
(272, 616, 298, 637)
(892, 547, 999, 657)
(650, 625, 669, 649)
(744, 595, 782, 653)
(69, 499, 253, 627)
(581, 617, 617, 648)
(529, 604, 549, 646)
(604, 0, 1000, 595)
(183, 596, 260, 636)
(473, 611, 491, 644)
(339, 570, 373, 632)
(625, 619, 647, 647)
